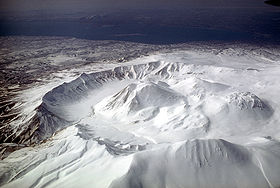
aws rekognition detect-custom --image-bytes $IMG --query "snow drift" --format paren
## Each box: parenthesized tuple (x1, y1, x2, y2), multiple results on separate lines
(110, 139, 280, 188)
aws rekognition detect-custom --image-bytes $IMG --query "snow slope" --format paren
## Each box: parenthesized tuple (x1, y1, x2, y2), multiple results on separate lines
(1, 47, 280, 188)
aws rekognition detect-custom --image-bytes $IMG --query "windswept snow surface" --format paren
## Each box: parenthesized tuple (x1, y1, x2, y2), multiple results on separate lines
(1, 48, 280, 188)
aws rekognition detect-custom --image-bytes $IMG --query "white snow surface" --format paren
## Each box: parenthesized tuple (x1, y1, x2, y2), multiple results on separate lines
(1, 49, 280, 188)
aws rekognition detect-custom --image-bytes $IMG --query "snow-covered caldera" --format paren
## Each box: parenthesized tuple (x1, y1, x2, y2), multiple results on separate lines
(1, 49, 280, 188)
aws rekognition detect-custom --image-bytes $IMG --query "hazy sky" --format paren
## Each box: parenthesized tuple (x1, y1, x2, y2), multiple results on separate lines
(0, 0, 273, 13)
(0, 0, 279, 44)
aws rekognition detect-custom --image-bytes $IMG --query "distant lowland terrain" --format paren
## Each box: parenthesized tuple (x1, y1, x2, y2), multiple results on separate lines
(0, 9, 279, 44)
